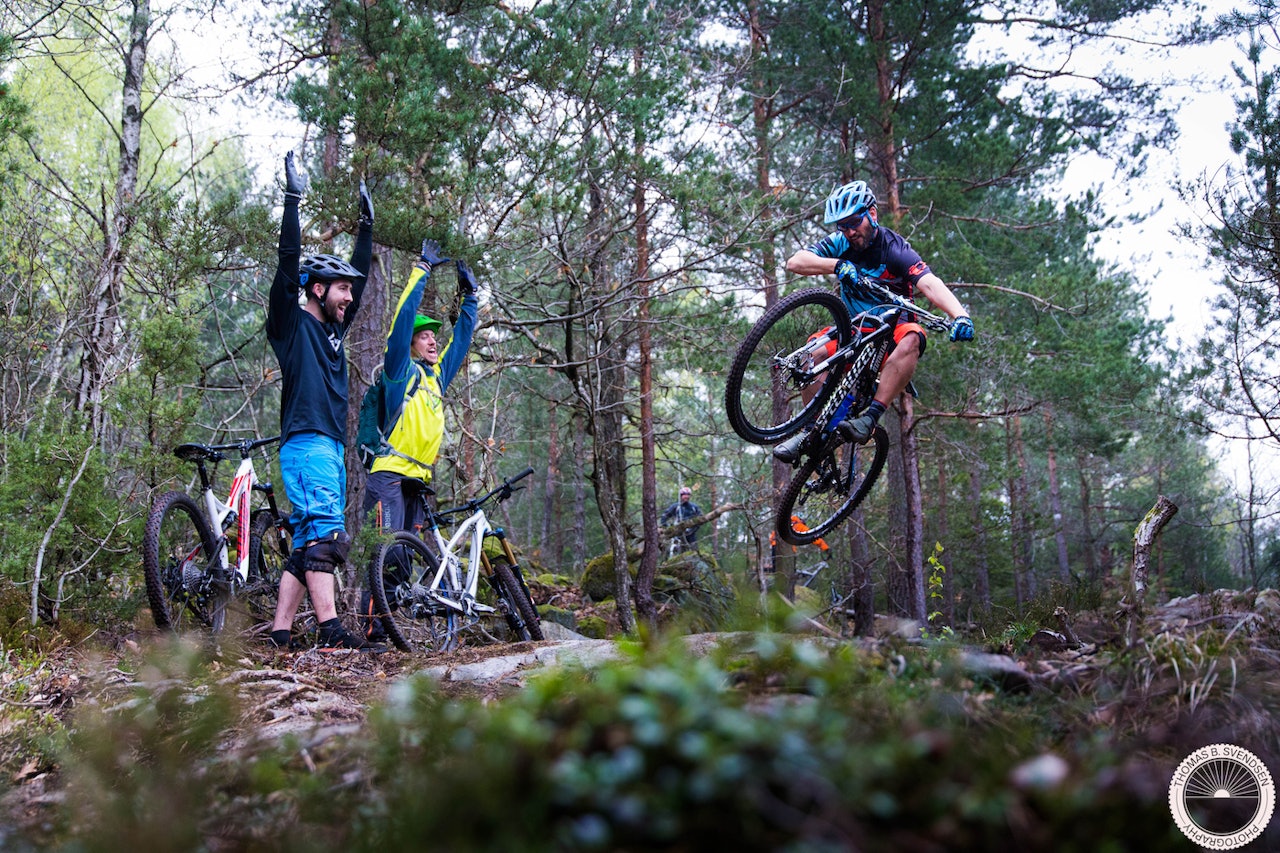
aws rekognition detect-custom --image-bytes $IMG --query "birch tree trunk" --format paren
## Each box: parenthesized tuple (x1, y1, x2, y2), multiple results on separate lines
(632, 52, 661, 624)
(75, 0, 149, 434)
(1124, 495, 1178, 645)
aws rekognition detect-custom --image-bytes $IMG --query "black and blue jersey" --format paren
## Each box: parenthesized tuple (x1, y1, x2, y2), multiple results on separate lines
(807, 225, 932, 318)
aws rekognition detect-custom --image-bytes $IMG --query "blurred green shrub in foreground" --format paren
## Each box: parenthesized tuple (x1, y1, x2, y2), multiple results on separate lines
(46, 635, 1196, 852)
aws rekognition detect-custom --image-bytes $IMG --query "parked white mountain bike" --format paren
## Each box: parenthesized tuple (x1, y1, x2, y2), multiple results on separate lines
(142, 436, 293, 636)
(367, 467, 544, 652)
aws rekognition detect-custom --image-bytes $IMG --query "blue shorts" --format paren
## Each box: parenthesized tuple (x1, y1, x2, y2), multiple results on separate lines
(280, 432, 346, 545)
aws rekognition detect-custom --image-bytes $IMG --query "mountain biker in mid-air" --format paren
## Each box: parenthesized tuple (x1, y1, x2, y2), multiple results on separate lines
(772, 180, 974, 464)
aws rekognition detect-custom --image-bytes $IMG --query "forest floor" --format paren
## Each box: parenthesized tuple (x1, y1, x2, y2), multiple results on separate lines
(2, 584, 1279, 846)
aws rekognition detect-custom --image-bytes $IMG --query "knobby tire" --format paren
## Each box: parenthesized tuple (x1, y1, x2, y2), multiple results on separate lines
(490, 559, 543, 641)
(245, 509, 290, 624)
(368, 531, 459, 652)
(724, 288, 851, 445)
(142, 490, 223, 634)
(776, 426, 889, 544)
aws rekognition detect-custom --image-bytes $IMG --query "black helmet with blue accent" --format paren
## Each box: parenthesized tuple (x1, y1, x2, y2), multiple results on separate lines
(824, 180, 877, 225)
(300, 253, 362, 286)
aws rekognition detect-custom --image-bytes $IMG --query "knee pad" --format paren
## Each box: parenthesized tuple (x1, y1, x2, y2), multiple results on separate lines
(284, 549, 307, 583)
(305, 530, 351, 574)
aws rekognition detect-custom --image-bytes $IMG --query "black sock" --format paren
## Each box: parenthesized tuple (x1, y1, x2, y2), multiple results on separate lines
(270, 629, 291, 647)
(318, 617, 342, 636)
(865, 400, 886, 422)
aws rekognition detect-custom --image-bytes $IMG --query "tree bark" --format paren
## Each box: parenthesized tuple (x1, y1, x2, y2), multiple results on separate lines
(76, 0, 149, 433)
(897, 394, 927, 622)
(632, 52, 661, 625)
(847, 510, 875, 636)
(345, 243, 391, 538)
(541, 398, 561, 567)
(936, 462, 953, 625)
(1042, 406, 1071, 584)
(885, 408, 911, 617)
(571, 411, 588, 571)
(746, 0, 795, 600)
(967, 455, 991, 614)
(1124, 495, 1178, 645)
(1006, 414, 1031, 611)
(1075, 450, 1100, 582)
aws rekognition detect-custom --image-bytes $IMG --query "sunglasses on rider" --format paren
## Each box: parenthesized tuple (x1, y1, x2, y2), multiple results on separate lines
(836, 211, 870, 232)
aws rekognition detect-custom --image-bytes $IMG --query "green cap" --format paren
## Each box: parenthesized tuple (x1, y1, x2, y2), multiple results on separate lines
(413, 314, 443, 334)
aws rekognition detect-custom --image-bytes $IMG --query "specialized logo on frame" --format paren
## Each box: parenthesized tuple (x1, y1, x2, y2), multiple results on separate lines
(1169, 744, 1274, 849)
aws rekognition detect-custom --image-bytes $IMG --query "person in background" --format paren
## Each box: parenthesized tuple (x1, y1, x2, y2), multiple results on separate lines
(660, 486, 703, 550)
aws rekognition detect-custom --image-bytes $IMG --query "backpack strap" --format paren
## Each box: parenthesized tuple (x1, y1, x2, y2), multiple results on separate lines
(372, 366, 432, 472)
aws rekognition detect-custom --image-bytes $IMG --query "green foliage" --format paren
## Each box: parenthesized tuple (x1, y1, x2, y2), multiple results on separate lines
(0, 33, 30, 209)
(0, 424, 138, 631)
(35, 636, 1207, 851)
(0, 578, 53, 650)
(57, 642, 242, 852)
(925, 542, 951, 633)
(358, 637, 1177, 851)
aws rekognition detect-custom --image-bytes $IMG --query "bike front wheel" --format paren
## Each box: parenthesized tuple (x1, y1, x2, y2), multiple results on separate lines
(142, 491, 225, 634)
(368, 531, 460, 652)
(244, 509, 291, 624)
(776, 426, 888, 544)
(489, 559, 544, 642)
(725, 288, 852, 445)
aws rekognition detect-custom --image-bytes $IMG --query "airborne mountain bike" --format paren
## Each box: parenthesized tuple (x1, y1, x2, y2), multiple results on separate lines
(367, 467, 544, 652)
(725, 278, 951, 547)
(142, 436, 293, 637)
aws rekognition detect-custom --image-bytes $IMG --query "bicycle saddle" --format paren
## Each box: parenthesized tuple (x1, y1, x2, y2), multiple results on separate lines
(173, 443, 224, 463)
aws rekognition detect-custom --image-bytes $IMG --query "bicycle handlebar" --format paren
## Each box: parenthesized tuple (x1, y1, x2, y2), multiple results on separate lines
(172, 435, 281, 464)
(435, 467, 535, 519)
(847, 276, 952, 334)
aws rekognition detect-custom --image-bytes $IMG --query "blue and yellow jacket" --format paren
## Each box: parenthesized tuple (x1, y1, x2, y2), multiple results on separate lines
(371, 264, 478, 479)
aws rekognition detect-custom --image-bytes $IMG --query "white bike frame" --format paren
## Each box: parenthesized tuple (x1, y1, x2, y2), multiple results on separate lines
(200, 456, 259, 583)
(423, 507, 497, 619)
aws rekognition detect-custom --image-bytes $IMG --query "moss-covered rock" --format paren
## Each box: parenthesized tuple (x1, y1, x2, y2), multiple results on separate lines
(576, 614, 609, 639)
(581, 553, 639, 602)
(538, 605, 577, 630)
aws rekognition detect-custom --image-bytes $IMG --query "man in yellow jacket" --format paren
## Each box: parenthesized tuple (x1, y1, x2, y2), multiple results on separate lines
(359, 240, 478, 639)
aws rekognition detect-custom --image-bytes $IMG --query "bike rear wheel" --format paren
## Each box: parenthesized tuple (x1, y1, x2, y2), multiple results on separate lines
(776, 426, 888, 544)
(489, 559, 543, 642)
(142, 491, 226, 634)
(368, 531, 460, 652)
(725, 288, 852, 445)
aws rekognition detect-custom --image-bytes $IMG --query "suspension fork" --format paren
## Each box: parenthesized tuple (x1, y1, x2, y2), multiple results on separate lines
(481, 527, 534, 599)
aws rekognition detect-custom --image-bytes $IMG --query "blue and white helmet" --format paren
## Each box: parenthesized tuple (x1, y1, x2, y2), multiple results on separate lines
(823, 180, 877, 225)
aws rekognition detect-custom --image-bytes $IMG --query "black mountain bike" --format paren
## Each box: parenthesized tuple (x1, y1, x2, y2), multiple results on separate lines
(142, 436, 293, 637)
(725, 280, 951, 546)
(367, 468, 544, 652)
